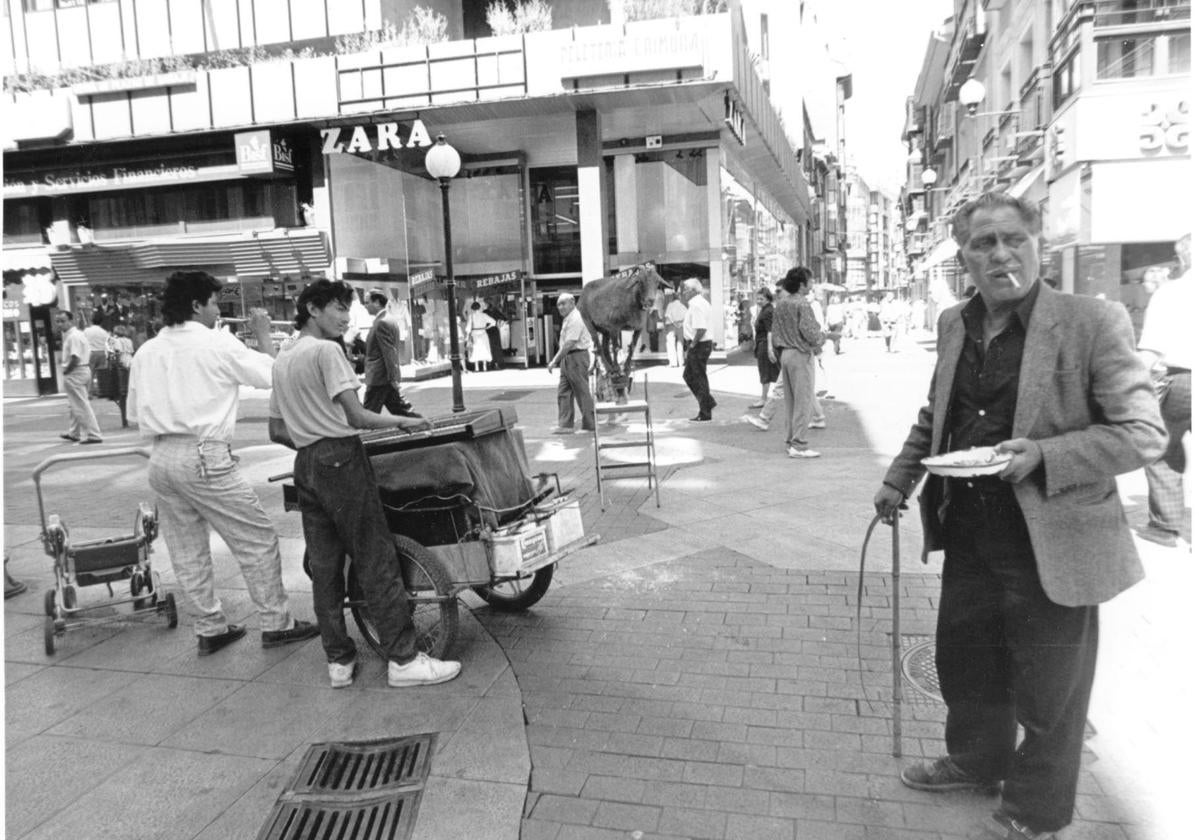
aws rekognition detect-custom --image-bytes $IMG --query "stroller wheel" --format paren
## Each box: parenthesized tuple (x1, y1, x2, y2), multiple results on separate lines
(163, 593, 178, 629)
(43, 617, 56, 655)
(43, 589, 56, 618)
(131, 573, 147, 611)
(62, 586, 76, 611)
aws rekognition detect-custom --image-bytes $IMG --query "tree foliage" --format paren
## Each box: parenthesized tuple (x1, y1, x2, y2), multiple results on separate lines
(620, 0, 729, 21)
(486, 0, 553, 35)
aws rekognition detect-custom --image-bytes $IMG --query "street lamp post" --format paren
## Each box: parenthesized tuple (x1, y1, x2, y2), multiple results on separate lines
(425, 134, 465, 414)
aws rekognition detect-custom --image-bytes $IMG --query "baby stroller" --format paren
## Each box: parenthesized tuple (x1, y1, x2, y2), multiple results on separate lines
(34, 447, 177, 655)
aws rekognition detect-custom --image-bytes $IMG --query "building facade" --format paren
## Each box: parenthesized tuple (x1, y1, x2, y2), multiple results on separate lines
(901, 0, 1190, 321)
(3, 0, 813, 395)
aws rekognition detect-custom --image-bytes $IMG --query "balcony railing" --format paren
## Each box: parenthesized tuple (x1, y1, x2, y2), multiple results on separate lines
(1094, 0, 1190, 27)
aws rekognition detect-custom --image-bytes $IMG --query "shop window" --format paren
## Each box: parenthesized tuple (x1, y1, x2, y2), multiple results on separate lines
(1097, 36, 1155, 79)
(530, 166, 581, 275)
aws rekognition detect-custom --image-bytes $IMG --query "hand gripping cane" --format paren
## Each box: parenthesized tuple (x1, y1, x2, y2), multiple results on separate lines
(856, 506, 905, 758)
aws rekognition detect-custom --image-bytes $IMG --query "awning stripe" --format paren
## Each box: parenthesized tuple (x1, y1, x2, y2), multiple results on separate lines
(914, 237, 959, 275)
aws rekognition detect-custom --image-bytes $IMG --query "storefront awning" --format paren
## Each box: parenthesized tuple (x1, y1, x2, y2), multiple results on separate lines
(2, 247, 53, 275)
(914, 237, 959, 274)
(228, 230, 331, 279)
(47, 230, 330, 285)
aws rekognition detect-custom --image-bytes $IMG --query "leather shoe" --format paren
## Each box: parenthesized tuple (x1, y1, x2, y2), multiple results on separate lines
(900, 757, 1000, 793)
(262, 619, 321, 649)
(197, 624, 247, 656)
(689, 415, 712, 422)
(59, 434, 80, 442)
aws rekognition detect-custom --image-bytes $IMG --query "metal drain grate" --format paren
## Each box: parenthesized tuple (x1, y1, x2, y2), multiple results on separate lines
(900, 635, 944, 704)
(258, 793, 421, 840)
(257, 734, 436, 840)
(488, 390, 533, 401)
(292, 734, 435, 795)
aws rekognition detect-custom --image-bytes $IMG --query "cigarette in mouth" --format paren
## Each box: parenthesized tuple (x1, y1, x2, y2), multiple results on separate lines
(1005, 272, 1020, 288)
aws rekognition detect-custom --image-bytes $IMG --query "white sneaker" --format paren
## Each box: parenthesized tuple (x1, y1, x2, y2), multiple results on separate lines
(388, 652, 462, 687)
(788, 447, 821, 459)
(808, 420, 827, 429)
(329, 660, 358, 689)
(741, 414, 769, 431)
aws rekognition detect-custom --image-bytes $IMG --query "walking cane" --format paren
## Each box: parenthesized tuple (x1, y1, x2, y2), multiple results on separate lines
(856, 506, 905, 758)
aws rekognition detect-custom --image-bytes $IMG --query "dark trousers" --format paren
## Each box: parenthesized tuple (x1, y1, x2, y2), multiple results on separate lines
(294, 437, 416, 666)
(683, 340, 715, 418)
(557, 350, 595, 430)
(938, 483, 1097, 833)
(363, 382, 409, 415)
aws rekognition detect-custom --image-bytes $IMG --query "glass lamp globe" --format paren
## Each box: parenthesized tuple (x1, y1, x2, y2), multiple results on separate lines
(425, 135, 461, 180)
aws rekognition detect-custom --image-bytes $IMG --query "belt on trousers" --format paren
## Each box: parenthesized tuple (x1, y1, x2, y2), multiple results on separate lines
(568, 348, 589, 354)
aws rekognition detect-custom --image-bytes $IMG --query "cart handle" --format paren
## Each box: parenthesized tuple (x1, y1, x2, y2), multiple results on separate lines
(32, 447, 151, 534)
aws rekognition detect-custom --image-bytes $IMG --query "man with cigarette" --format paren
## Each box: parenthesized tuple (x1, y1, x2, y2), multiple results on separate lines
(874, 192, 1165, 840)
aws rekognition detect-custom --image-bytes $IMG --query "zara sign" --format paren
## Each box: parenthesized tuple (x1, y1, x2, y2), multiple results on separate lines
(320, 119, 434, 155)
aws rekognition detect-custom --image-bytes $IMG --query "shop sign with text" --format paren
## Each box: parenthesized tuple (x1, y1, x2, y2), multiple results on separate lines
(321, 120, 433, 155)
(4, 162, 204, 197)
(235, 130, 296, 175)
(470, 270, 523, 292)
(410, 269, 437, 292)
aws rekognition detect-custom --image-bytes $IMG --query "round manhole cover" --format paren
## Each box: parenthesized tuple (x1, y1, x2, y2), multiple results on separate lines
(900, 639, 943, 702)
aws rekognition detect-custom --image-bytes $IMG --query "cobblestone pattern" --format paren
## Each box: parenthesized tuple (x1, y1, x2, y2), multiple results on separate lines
(478, 550, 1129, 840)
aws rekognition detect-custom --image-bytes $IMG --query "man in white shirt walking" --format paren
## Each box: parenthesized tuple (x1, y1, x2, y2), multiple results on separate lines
(128, 271, 319, 657)
(54, 309, 103, 444)
(547, 292, 595, 434)
(680, 278, 718, 421)
(82, 311, 109, 397)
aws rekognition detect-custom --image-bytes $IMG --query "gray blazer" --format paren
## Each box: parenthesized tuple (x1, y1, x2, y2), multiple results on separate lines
(884, 283, 1167, 607)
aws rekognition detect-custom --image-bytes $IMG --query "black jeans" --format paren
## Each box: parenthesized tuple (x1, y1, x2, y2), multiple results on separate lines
(683, 340, 715, 418)
(363, 382, 410, 415)
(938, 481, 1097, 833)
(294, 436, 416, 666)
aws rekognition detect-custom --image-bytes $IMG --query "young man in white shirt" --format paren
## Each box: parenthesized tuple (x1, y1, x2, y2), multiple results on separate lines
(128, 272, 319, 657)
(54, 309, 103, 444)
(680, 278, 717, 421)
(269, 279, 460, 690)
(547, 292, 595, 434)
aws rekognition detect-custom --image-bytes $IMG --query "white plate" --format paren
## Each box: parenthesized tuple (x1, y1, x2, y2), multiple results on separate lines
(921, 447, 1012, 478)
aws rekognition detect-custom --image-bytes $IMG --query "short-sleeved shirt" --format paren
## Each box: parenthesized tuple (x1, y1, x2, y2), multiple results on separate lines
(61, 327, 90, 367)
(270, 336, 362, 449)
(83, 324, 109, 352)
(559, 307, 593, 351)
(1139, 272, 1193, 370)
(665, 299, 687, 327)
(683, 294, 715, 341)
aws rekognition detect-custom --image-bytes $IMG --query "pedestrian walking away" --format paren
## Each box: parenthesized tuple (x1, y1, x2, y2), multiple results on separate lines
(1135, 231, 1191, 549)
(663, 289, 687, 367)
(127, 271, 320, 657)
(873, 192, 1166, 840)
(547, 292, 595, 435)
(768, 267, 824, 457)
(54, 310, 103, 445)
(680, 277, 718, 421)
(269, 279, 461, 690)
(749, 286, 778, 409)
(362, 288, 420, 418)
(82, 310, 110, 397)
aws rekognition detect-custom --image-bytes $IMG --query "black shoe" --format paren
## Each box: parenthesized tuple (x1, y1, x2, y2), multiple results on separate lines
(197, 624, 247, 656)
(689, 415, 712, 422)
(397, 408, 423, 419)
(60, 434, 80, 442)
(262, 619, 321, 649)
(79, 438, 103, 445)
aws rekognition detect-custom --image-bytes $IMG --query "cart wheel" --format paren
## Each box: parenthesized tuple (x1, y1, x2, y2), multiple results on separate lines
(163, 593, 178, 629)
(348, 535, 458, 660)
(62, 585, 76, 611)
(473, 565, 554, 612)
(43, 589, 56, 618)
(43, 616, 56, 656)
